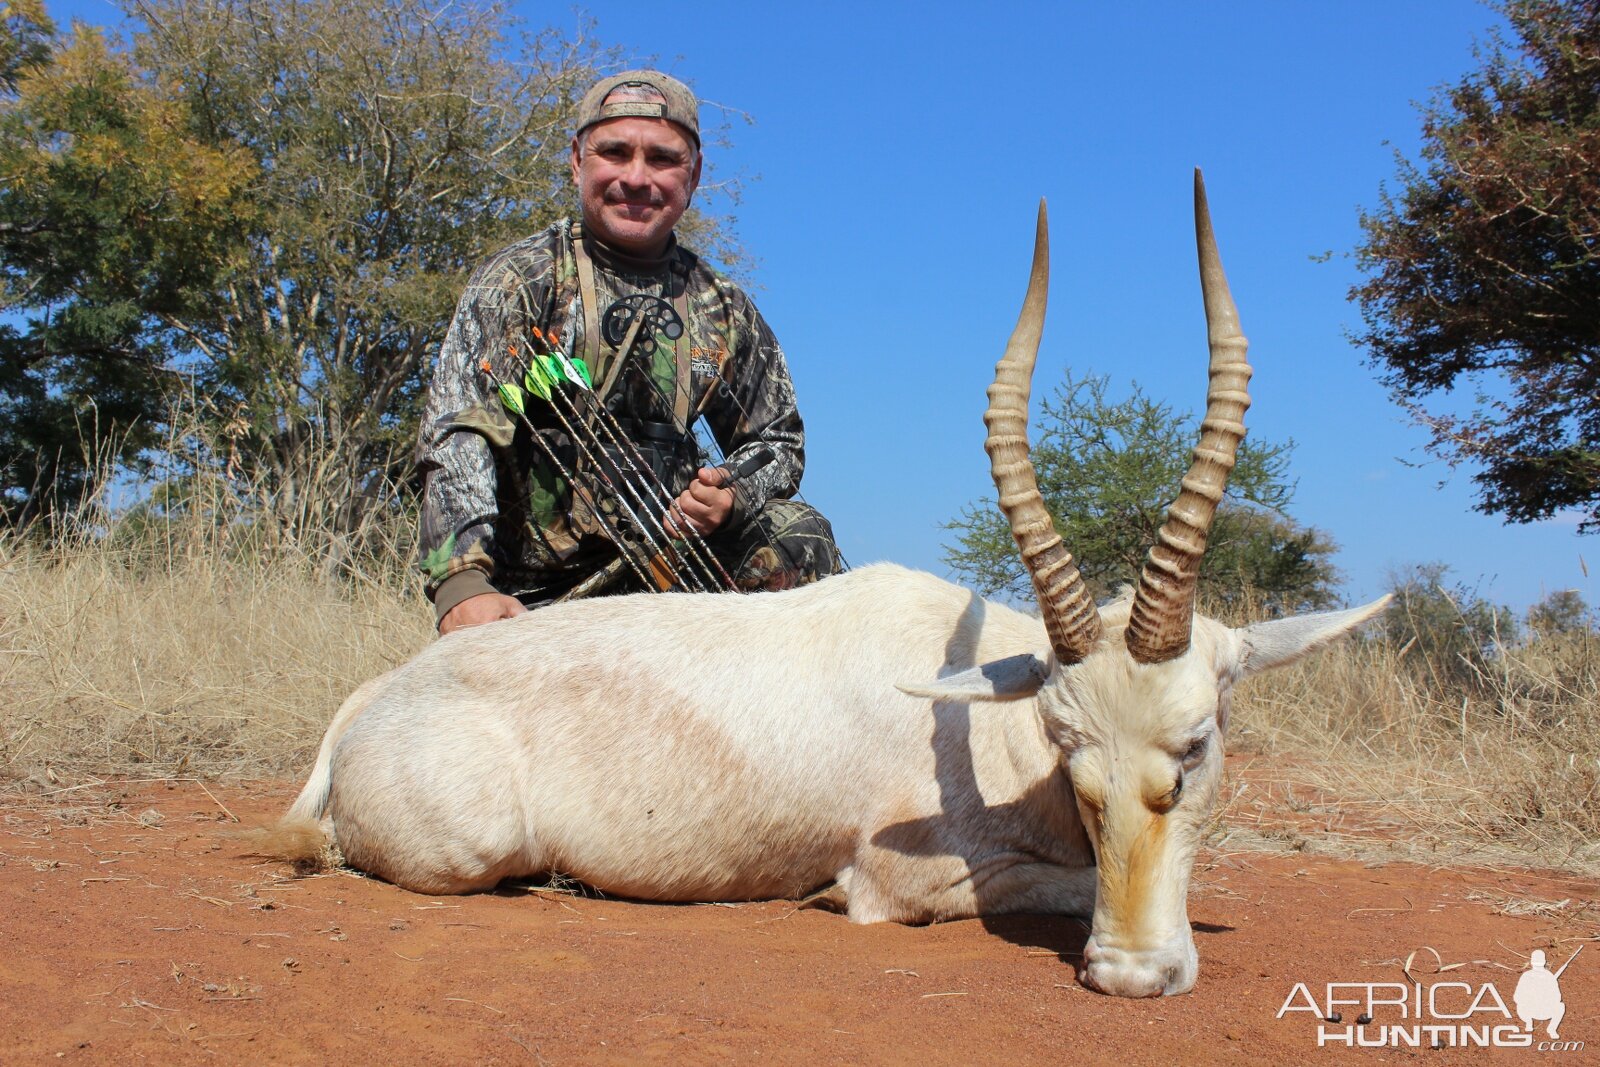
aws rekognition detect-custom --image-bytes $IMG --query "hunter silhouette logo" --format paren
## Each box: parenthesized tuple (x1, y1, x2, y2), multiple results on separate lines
(1277, 945, 1585, 1051)
(1515, 947, 1578, 1040)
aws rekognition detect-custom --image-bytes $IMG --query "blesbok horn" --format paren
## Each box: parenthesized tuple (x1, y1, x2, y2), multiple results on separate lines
(984, 201, 1104, 665)
(1125, 170, 1252, 664)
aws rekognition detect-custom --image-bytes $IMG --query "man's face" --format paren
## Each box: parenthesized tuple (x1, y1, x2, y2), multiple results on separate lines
(570, 117, 701, 258)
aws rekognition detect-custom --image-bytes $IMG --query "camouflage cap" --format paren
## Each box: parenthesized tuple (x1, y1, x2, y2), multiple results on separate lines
(575, 70, 700, 147)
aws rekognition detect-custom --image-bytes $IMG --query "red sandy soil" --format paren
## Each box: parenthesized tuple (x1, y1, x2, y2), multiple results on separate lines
(2, 777, 1596, 1067)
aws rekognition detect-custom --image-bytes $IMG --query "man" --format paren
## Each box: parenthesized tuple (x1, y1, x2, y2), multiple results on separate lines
(416, 70, 842, 634)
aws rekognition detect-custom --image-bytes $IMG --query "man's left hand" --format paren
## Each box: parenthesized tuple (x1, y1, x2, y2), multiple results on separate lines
(665, 466, 734, 537)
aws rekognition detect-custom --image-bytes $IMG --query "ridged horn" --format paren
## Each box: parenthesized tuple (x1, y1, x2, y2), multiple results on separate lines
(1125, 170, 1252, 664)
(985, 201, 1104, 665)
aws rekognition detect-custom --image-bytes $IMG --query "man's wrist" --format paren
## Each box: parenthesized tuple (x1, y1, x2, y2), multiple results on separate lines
(722, 479, 754, 529)
(431, 569, 499, 628)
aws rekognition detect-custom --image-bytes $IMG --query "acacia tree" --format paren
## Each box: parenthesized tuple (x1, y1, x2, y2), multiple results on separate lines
(134, 0, 617, 539)
(1351, 0, 1600, 530)
(943, 373, 1340, 616)
(0, 0, 51, 91)
(0, 12, 253, 519)
(1382, 562, 1519, 686)
(2, 1, 739, 537)
(1527, 587, 1595, 634)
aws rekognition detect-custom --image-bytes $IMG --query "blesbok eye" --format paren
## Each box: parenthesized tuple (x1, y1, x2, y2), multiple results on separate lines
(1179, 735, 1209, 768)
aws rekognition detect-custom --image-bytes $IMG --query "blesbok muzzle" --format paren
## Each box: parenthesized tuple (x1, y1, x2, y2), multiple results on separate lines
(1072, 749, 1205, 997)
(1081, 931, 1199, 998)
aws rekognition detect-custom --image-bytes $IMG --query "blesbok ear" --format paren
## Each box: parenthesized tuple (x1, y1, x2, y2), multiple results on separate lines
(1233, 596, 1392, 678)
(896, 653, 1050, 702)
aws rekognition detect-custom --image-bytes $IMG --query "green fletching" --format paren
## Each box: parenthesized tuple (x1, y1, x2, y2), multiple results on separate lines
(547, 349, 594, 389)
(522, 361, 553, 399)
(497, 382, 526, 414)
(537, 354, 564, 385)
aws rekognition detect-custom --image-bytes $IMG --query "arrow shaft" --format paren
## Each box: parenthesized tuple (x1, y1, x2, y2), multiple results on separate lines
(526, 336, 737, 592)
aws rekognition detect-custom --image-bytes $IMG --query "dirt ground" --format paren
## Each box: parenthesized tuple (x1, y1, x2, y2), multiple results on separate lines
(2, 772, 1596, 1067)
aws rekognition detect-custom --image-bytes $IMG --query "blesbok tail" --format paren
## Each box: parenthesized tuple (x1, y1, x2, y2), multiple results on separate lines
(237, 816, 338, 870)
(238, 669, 397, 871)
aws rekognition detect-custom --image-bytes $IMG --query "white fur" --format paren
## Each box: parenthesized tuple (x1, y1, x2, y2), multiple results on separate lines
(283, 563, 1388, 996)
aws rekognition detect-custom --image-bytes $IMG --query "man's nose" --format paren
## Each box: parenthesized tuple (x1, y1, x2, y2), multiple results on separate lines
(617, 152, 651, 187)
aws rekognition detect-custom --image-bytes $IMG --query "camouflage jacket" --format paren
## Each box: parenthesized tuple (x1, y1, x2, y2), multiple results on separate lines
(416, 218, 807, 621)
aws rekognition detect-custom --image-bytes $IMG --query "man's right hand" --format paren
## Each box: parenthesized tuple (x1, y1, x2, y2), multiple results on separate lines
(439, 592, 527, 635)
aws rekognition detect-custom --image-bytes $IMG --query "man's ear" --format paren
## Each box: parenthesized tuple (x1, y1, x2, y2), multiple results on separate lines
(897, 653, 1050, 702)
(687, 147, 702, 199)
(569, 135, 583, 186)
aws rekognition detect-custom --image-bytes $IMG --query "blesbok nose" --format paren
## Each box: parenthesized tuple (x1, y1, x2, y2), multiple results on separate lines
(1080, 935, 1198, 998)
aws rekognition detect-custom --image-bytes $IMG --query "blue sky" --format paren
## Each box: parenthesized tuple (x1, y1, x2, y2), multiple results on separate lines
(558, 0, 1591, 615)
(47, 0, 1597, 614)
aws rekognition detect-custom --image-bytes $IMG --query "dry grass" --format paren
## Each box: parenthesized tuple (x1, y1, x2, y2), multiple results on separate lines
(1227, 627, 1600, 874)
(0, 495, 432, 784)
(3, 481, 1597, 876)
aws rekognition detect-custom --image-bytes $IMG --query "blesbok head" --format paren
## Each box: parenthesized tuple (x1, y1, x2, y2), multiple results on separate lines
(907, 171, 1389, 997)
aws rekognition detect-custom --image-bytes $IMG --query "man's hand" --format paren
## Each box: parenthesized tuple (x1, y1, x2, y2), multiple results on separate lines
(439, 592, 527, 635)
(665, 466, 734, 537)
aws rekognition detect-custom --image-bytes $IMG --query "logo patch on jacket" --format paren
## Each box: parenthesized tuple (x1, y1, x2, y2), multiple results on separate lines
(691, 344, 727, 377)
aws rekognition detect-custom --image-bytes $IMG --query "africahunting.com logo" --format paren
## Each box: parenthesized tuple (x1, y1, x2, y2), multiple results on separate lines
(1277, 946, 1584, 1051)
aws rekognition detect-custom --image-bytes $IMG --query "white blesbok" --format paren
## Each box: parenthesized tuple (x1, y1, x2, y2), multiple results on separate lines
(260, 172, 1388, 997)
